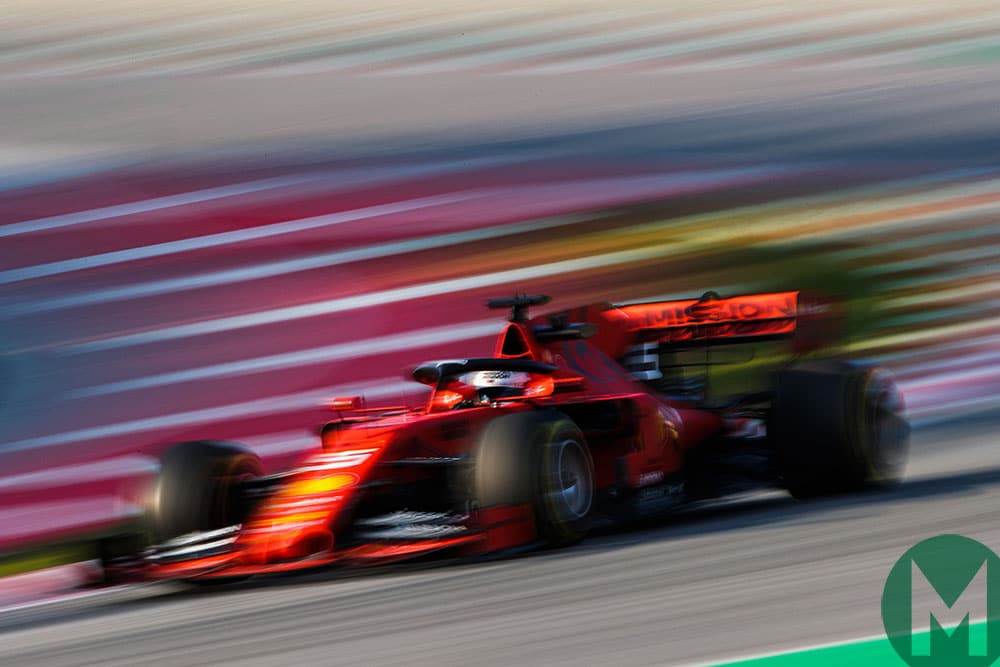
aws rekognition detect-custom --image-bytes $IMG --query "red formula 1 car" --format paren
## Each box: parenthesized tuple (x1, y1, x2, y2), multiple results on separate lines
(102, 291, 909, 582)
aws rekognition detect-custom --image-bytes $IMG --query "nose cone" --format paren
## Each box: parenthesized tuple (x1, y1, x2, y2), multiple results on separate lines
(234, 467, 358, 563)
(236, 441, 388, 564)
(284, 528, 335, 561)
(236, 519, 337, 564)
(236, 496, 340, 563)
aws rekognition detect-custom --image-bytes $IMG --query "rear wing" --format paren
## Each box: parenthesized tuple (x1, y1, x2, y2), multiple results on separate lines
(616, 291, 802, 345)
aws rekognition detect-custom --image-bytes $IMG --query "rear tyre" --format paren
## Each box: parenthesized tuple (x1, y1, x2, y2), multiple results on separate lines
(771, 361, 909, 498)
(474, 411, 594, 547)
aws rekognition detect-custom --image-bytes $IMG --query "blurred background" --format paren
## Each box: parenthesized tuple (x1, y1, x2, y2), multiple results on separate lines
(0, 1, 999, 663)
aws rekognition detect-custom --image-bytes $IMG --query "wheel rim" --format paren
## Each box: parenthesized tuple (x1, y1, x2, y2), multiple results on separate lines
(868, 379, 908, 469)
(220, 460, 260, 527)
(556, 439, 593, 518)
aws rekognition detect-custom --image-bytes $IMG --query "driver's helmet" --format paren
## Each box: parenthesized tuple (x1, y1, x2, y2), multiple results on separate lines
(460, 370, 531, 402)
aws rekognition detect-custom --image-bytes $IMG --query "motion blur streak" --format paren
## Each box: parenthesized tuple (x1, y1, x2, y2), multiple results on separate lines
(1, 378, 418, 454)
(0, 193, 480, 283)
(0, 174, 321, 238)
(0, 154, 551, 239)
(5, 166, 783, 291)
(70, 321, 501, 397)
(1, 1, 999, 665)
(11, 215, 594, 313)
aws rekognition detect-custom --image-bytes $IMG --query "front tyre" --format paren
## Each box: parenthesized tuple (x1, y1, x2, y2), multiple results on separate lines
(474, 411, 594, 547)
(99, 441, 261, 583)
(153, 440, 262, 541)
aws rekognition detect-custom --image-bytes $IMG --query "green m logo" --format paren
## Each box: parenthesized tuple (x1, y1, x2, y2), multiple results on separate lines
(882, 535, 1000, 666)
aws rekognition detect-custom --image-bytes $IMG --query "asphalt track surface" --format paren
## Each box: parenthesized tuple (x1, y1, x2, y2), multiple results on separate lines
(0, 417, 997, 666)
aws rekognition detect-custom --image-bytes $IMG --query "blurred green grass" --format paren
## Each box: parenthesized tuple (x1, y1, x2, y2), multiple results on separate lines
(0, 542, 95, 579)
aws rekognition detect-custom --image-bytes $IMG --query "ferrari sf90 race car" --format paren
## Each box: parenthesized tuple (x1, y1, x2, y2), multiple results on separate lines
(101, 291, 909, 583)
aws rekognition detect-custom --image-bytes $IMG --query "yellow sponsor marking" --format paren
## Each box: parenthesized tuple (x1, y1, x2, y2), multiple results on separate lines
(285, 472, 358, 497)
(268, 511, 330, 525)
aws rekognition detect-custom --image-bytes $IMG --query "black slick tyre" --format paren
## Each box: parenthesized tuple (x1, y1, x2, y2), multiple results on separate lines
(153, 440, 262, 542)
(771, 361, 909, 498)
(474, 410, 594, 548)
